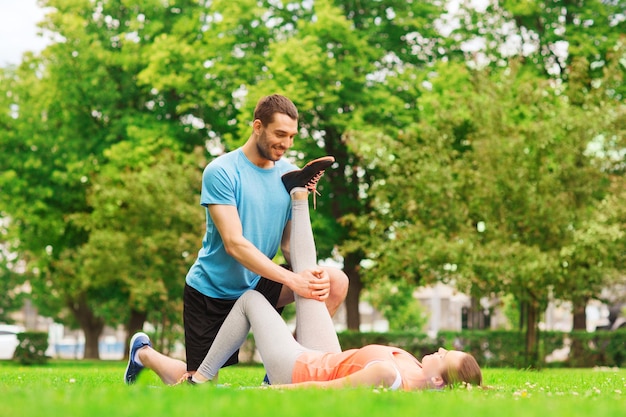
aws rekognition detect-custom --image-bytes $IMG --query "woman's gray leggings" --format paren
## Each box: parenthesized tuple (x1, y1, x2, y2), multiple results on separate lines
(196, 192, 341, 383)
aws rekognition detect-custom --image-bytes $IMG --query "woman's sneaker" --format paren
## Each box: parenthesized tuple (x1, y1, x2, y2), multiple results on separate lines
(281, 156, 335, 207)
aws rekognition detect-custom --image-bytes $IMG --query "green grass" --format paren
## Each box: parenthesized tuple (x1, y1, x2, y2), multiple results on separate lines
(2, 360, 626, 417)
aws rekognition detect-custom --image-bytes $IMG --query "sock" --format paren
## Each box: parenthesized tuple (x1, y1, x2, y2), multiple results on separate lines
(133, 350, 144, 367)
(191, 374, 208, 384)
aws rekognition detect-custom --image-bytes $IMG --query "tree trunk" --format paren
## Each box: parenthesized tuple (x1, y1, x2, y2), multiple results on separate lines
(572, 299, 587, 331)
(70, 295, 105, 359)
(569, 298, 589, 366)
(525, 299, 540, 367)
(83, 323, 103, 359)
(125, 309, 148, 358)
(467, 296, 484, 329)
(344, 253, 362, 331)
(519, 300, 526, 330)
(324, 126, 362, 330)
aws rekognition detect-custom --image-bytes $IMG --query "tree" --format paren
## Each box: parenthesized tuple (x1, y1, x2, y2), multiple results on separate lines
(0, 254, 27, 324)
(366, 279, 429, 332)
(0, 0, 206, 357)
(450, 0, 626, 83)
(425, 0, 626, 335)
(347, 58, 624, 363)
(68, 147, 204, 356)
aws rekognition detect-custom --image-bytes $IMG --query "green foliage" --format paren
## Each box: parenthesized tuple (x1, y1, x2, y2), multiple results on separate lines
(350, 57, 625, 353)
(456, 0, 626, 85)
(0, 0, 210, 356)
(365, 281, 429, 332)
(498, 294, 521, 330)
(0, 259, 26, 323)
(13, 331, 49, 365)
(562, 330, 626, 368)
(439, 330, 529, 368)
(69, 148, 204, 328)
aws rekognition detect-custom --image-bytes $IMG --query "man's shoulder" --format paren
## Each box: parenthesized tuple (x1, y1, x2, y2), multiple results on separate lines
(204, 149, 241, 173)
(210, 148, 241, 164)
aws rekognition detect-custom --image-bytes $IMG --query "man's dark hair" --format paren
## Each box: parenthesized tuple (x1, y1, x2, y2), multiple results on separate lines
(254, 94, 298, 126)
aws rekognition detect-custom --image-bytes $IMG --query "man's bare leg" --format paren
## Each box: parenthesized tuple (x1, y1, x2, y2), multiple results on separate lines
(136, 346, 188, 385)
(124, 332, 188, 386)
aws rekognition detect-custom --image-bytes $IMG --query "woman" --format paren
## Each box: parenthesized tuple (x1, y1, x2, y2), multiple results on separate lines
(183, 186, 482, 390)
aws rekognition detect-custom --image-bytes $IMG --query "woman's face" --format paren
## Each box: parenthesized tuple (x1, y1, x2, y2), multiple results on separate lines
(421, 348, 465, 383)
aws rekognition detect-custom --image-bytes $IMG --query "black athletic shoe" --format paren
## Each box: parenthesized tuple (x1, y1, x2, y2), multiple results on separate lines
(281, 156, 335, 195)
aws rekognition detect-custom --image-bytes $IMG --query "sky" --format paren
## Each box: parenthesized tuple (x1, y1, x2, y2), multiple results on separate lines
(0, 0, 48, 66)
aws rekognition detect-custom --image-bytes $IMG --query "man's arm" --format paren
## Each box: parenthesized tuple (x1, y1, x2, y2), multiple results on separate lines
(208, 204, 329, 299)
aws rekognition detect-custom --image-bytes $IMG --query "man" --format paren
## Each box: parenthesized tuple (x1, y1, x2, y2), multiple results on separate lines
(124, 94, 348, 385)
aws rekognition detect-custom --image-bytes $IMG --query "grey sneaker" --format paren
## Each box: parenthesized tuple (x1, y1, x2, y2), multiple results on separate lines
(124, 332, 151, 385)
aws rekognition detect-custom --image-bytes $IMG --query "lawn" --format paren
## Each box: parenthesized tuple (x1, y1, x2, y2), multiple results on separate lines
(1, 360, 625, 417)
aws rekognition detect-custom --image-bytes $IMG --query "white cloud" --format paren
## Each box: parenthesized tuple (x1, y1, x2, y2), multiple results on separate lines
(0, 0, 48, 65)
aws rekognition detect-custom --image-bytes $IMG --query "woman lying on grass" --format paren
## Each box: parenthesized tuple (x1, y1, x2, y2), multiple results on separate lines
(128, 188, 482, 390)
(186, 290, 482, 390)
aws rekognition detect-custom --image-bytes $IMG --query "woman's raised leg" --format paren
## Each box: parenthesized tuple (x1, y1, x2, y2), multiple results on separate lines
(289, 188, 341, 353)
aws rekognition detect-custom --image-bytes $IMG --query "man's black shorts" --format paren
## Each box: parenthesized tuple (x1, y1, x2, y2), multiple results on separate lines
(183, 277, 283, 372)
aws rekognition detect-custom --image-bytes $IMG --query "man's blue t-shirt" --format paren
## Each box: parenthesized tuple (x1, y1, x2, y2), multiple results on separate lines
(185, 148, 298, 299)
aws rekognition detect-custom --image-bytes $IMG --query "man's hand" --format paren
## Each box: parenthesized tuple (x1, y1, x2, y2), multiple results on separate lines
(293, 268, 330, 301)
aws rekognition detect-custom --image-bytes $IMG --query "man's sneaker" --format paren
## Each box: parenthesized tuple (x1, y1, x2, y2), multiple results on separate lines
(262, 373, 271, 386)
(281, 156, 335, 207)
(124, 332, 151, 385)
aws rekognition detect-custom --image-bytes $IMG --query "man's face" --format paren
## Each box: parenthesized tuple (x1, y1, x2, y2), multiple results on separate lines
(255, 112, 298, 162)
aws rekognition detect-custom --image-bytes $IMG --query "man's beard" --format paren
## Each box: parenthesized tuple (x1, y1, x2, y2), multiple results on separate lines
(256, 130, 279, 162)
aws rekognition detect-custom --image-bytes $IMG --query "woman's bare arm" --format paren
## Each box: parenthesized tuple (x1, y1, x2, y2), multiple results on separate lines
(271, 361, 398, 390)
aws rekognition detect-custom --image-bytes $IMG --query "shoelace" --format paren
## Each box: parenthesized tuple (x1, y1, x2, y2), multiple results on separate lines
(306, 171, 325, 209)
